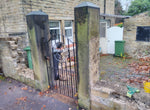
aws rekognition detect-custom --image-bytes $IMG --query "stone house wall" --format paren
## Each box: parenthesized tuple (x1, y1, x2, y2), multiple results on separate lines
(0, 0, 115, 77)
(0, 0, 115, 39)
(123, 12, 150, 58)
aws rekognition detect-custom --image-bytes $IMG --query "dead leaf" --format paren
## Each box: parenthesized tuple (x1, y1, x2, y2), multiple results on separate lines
(39, 92, 44, 96)
(48, 85, 50, 89)
(29, 90, 32, 92)
(21, 87, 28, 90)
(74, 93, 78, 97)
(43, 105, 46, 108)
(4, 92, 7, 95)
(16, 97, 27, 102)
(46, 91, 49, 94)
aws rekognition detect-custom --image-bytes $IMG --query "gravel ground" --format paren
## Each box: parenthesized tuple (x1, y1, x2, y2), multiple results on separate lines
(100, 55, 150, 88)
(99, 55, 150, 109)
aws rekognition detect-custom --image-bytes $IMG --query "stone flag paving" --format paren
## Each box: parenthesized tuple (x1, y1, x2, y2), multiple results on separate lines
(0, 78, 77, 110)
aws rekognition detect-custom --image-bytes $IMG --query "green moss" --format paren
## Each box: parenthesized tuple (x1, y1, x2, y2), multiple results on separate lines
(0, 75, 5, 80)
(77, 17, 90, 97)
(27, 26, 40, 80)
(88, 8, 100, 39)
(78, 96, 90, 110)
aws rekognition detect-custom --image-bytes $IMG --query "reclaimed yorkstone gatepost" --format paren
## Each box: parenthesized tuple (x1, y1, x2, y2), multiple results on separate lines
(26, 11, 51, 90)
(75, 2, 100, 109)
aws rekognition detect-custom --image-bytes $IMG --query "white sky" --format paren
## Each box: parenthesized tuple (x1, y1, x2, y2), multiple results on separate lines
(119, 0, 134, 11)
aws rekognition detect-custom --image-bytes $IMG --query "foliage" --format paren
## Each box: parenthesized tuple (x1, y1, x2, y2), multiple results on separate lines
(117, 23, 123, 28)
(125, 0, 150, 16)
(115, 23, 123, 28)
(115, 0, 124, 15)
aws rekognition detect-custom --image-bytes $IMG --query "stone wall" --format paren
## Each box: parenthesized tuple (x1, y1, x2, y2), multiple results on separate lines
(0, 0, 115, 91)
(123, 12, 150, 58)
(22, 0, 114, 20)
(0, 0, 28, 37)
(0, 0, 115, 38)
(0, 37, 35, 87)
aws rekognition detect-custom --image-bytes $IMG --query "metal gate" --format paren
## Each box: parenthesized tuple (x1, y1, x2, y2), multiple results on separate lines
(44, 32, 78, 98)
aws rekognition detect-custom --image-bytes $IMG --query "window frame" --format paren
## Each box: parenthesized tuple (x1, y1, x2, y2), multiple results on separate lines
(49, 20, 61, 41)
(136, 26, 150, 42)
(65, 20, 73, 38)
(100, 21, 107, 38)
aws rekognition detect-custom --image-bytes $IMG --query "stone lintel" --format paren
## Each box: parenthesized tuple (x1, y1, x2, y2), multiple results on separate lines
(27, 10, 48, 16)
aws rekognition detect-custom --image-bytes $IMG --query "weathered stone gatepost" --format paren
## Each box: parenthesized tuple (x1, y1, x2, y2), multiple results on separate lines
(26, 11, 51, 91)
(75, 2, 100, 110)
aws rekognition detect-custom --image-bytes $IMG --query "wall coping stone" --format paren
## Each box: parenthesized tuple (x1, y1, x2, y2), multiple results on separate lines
(75, 1, 99, 8)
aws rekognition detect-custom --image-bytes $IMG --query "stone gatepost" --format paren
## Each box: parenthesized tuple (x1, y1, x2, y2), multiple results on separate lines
(75, 2, 100, 109)
(26, 11, 51, 91)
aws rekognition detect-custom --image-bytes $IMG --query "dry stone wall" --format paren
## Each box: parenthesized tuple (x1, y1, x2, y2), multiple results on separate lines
(0, 37, 34, 83)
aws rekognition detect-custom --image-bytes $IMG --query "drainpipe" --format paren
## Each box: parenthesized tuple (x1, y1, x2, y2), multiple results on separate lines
(104, 0, 106, 19)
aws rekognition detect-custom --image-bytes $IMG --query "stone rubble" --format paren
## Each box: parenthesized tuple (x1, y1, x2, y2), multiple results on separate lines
(0, 37, 34, 81)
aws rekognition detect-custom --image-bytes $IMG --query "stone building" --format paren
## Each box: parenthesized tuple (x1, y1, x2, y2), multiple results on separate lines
(123, 12, 150, 58)
(0, 0, 115, 88)
(0, 0, 115, 39)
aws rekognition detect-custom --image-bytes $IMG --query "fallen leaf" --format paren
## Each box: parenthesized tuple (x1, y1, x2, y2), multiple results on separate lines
(21, 87, 28, 90)
(46, 91, 49, 94)
(43, 105, 46, 108)
(40, 107, 43, 110)
(54, 86, 57, 89)
(29, 90, 32, 92)
(48, 85, 50, 89)
(16, 97, 27, 102)
(74, 93, 78, 97)
(39, 92, 44, 96)
(4, 92, 7, 95)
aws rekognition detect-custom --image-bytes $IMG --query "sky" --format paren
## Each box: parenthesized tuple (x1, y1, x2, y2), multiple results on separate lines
(119, 0, 134, 11)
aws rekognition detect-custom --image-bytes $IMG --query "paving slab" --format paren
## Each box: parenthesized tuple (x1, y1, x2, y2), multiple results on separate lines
(0, 78, 77, 110)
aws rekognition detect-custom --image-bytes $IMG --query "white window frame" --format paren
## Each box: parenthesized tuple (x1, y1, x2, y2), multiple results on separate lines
(100, 21, 107, 37)
(65, 20, 73, 38)
(49, 20, 61, 41)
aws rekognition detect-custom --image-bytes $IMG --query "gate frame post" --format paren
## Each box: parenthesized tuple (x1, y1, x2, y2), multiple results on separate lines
(26, 11, 52, 91)
(75, 2, 100, 110)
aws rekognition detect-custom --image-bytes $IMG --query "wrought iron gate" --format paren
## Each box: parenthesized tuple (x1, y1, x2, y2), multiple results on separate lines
(45, 32, 78, 98)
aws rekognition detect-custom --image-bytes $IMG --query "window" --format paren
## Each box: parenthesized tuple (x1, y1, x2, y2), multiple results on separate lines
(100, 20, 111, 38)
(100, 22, 107, 37)
(136, 26, 150, 42)
(49, 21, 61, 40)
(65, 21, 73, 38)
